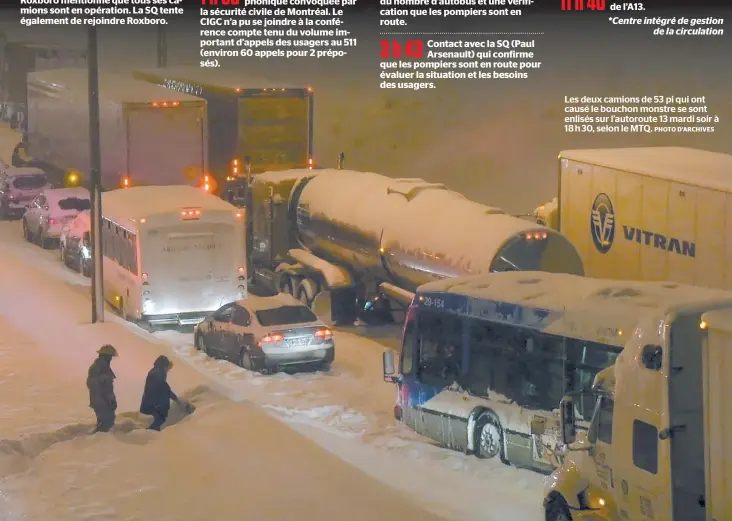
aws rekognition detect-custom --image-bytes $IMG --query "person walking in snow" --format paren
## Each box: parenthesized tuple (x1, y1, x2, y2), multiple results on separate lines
(87, 344, 118, 433)
(140, 355, 181, 431)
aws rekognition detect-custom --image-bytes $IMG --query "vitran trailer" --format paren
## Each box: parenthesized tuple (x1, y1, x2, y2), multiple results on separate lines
(131, 66, 314, 195)
(26, 68, 208, 190)
(535, 147, 732, 290)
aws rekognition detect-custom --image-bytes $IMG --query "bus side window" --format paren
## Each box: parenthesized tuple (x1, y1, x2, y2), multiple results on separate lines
(416, 310, 463, 387)
(128, 232, 138, 274)
(101, 219, 112, 259)
(400, 320, 415, 375)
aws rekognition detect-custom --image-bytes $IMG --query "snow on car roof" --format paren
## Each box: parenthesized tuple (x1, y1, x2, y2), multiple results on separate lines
(419, 271, 732, 346)
(560, 147, 732, 193)
(28, 69, 205, 104)
(236, 293, 310, 312)
(133, 66, 307, 91)
(102, 186, 237, 223)
(43, 187, 89, 204)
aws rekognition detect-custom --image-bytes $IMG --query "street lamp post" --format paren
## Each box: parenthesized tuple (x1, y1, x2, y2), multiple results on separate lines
(88, 26, 104, 323)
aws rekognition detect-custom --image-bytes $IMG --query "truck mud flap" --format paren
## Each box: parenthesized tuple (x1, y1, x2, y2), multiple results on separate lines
(330, 286, 358, 325)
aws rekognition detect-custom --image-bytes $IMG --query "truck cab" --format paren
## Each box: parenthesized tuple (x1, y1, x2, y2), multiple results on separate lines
(545, 304, 732, 521)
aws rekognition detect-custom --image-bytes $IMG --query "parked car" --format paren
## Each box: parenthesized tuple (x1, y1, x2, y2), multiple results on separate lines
(0, 166, 51, 220)
(193, 294, 335, 374)
(22, 187, 90, 248)
(60, 210, 91, 276)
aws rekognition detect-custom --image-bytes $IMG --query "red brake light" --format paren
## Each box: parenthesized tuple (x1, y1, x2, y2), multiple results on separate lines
(49, 218, 55, 225)
(314, 328, 332, 339)
(122, 176, 130, 188)
(181, 208, 201, 220)
(259, 333, 284, 347)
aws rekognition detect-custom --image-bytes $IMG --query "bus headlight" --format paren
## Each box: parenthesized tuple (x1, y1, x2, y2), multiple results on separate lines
(81, 246, 91, 259)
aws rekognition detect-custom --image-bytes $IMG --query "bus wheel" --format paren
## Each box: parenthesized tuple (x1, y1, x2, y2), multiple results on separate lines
(545, 494, 573, 521)
(297, 279, 318, 308)
(475, 414, 504, 460)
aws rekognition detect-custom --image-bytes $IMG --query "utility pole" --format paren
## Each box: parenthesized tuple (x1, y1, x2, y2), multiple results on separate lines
(157, 26, 167, 67)
(88, 26, 104, 323)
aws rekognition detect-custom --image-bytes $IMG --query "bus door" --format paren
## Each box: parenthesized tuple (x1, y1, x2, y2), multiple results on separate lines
(398, 311, 424, 433)
(414, 310, 469, 450)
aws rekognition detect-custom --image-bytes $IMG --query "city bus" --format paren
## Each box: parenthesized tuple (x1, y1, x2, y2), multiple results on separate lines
(382, 271, 732, 473)
(101, 185, 247, 327)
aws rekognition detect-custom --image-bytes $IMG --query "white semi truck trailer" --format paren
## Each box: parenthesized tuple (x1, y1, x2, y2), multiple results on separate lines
(535, 147, 732, 290)
(546, 289, 732, 521)
(25, 68, 208, 190)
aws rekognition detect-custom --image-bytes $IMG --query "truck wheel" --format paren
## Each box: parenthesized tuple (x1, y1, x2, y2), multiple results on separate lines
(545, 494, 573, 521)
(475, 413, 506, 462)
(297, 279, 318, 308)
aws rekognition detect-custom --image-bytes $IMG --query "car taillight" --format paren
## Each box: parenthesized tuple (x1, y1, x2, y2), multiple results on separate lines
(258, 333, 284, 347)
(49, 218, 55, 225)
(314, 328, 332, 339)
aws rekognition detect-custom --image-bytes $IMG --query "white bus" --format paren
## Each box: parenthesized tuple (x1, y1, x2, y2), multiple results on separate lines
(101, 185, 247, 326)
(382, 271, 732, 474)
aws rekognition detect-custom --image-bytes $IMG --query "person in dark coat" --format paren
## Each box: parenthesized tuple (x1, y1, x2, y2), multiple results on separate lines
(87, 344, 118, 433)
(140, 355, 180, 431)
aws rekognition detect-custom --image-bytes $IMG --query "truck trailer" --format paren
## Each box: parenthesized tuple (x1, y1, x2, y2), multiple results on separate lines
(545, 285, 732, 521)
(249, 166, 584, 325)
(131, 66, 314, 198)
(25, 69, 208, 190)
(0, 41, 86, 128)
(535, 147, 732, 290)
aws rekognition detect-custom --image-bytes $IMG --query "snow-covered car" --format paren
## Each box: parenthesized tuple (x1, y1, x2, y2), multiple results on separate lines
(60, 210, 91, 276)
(22, 187, 90, 248)
(0, 167, 51, 220)
(194, 294, 335, 373)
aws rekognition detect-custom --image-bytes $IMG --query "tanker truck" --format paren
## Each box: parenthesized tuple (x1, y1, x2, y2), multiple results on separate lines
(249, 166, 585, 325)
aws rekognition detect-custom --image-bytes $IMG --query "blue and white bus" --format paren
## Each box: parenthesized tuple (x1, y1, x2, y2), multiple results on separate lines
(383, 271, 732, 473)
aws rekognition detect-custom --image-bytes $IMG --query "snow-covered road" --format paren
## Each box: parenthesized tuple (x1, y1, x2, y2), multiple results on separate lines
(0, 123, 545, 520)
(0, 220, 546, 521)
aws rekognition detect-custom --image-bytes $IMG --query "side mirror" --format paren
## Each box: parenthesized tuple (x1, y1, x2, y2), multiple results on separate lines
(641, 344, 663, 371)
(560, 395, 577, 445)
(383, 350, 398, 383)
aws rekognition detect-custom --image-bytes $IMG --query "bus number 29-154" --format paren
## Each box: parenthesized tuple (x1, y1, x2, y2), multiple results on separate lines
(422, 297, 445, 308)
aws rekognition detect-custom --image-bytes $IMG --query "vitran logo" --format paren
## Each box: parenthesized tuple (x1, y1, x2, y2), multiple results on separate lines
(591, 193, 615, 254)
(589, 193, 696, 258)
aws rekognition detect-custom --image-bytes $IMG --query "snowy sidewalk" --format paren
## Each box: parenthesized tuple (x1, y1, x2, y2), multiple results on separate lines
(0, 222, 459, 521)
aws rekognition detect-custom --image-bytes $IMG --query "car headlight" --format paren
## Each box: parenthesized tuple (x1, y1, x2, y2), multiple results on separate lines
(81, 246, 91, 259)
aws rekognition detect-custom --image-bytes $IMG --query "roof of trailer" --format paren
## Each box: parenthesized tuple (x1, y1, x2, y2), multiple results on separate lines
(418, 271, 732, 346)
(102, 186, 237, 224)
(133, 66, 308, 91)
(28, 69, 205, 103)
(560, 147, 732, 193)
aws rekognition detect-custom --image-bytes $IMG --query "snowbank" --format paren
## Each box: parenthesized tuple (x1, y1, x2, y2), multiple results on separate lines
(2, 389, 455, 521)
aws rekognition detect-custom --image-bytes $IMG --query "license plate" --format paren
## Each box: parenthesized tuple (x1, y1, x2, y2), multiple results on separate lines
(288, 337, 309, 347)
